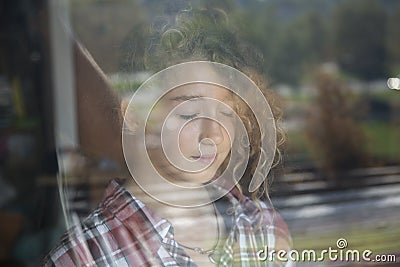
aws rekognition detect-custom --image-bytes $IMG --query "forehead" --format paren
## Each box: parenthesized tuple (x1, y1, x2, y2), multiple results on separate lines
(164, 83, 233, 102)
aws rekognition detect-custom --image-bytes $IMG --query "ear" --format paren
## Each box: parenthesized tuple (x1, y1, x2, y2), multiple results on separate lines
(121, 98, 139, 133)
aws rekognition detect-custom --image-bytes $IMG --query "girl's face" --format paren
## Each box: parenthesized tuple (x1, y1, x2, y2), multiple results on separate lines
(146, 83, 236, 185)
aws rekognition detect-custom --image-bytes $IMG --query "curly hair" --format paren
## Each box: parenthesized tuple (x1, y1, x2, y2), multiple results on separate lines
(120, 8, 285, 205)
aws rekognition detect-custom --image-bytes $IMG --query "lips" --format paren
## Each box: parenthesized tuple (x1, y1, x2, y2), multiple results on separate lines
(191, 154, 217, 164)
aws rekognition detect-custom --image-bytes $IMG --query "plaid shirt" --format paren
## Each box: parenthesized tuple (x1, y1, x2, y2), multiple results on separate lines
(42, 179, 294, 267)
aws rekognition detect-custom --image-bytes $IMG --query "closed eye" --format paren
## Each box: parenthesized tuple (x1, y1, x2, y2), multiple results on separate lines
(220, 111, 234, 117)
(179, 113, 199, 120)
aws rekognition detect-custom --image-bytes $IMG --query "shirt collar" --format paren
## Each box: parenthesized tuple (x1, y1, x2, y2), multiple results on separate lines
(102, 179, 173, 257)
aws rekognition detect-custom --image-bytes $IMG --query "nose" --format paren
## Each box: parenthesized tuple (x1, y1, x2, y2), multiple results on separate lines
(199, 119, 224, 146)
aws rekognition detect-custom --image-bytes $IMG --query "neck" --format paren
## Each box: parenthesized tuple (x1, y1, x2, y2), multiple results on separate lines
(124, 177, 225, 252)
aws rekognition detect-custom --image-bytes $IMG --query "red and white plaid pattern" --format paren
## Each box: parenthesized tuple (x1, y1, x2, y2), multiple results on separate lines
(42, 179, 294, 267)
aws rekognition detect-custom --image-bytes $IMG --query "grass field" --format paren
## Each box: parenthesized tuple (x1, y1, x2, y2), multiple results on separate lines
(285, 119, 399, 167)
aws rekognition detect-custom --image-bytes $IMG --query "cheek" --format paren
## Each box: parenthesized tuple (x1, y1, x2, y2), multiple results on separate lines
(178, 124, 199, 156)
(222, 122, 235, 150)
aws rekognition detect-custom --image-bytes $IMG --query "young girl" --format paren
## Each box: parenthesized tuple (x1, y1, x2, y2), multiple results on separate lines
(43, 8, 294, 267)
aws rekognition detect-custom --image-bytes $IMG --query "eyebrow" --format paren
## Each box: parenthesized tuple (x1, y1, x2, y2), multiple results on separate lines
(169, 95, 234, 102)
(169, 95, 204, 102)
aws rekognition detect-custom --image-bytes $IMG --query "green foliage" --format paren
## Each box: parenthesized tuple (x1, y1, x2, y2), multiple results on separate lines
(386, 8, 400, 75)
(362, 122, 400, 163)
(233, 0, 395, 84)
(332, 0, 387, 80)
(72, 0, 398, 84)
(267, 11, 327, 85)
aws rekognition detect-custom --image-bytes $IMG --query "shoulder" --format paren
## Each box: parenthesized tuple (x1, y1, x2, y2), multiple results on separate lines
(41, 179, 164, 267)
(222, 193, 295, 266)
(41, 184, 125, 266)
(240, 196, 293, 251)
(265, 205, 293, 253)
